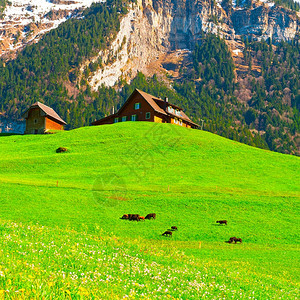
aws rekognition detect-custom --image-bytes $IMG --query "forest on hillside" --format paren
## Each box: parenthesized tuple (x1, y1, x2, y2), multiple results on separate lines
(235, 0, 300, 11)
(272, 0, 300, 11)
(0, 0, 7, 14)
(0, 0, 299, 155)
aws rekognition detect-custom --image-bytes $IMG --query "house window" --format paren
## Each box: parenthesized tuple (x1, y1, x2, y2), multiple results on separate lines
(134, 103, 140, 110)
(145, 112, 151, 119)
(131, 114, 137, 121)
(114, 118, 119, 123)
(174, 118, 178, 124)
(179, 119, 183, 126)
(168, 106, 174, 113)
(122, 116, 127, 122)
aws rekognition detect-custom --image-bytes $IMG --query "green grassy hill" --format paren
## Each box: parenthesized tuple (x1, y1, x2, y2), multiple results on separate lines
(0, 122, 299, 299)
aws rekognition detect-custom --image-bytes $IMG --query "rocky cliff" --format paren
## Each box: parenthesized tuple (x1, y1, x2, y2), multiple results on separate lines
(87, 0, 299, 89)
(232, 4, 300, 41)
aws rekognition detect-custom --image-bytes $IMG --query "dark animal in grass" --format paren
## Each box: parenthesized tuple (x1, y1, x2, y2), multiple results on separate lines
(162, 231, 172, 237)
(171, 226, 178, 231)
(228, 237, 242, 243)
(216, 220, 227, 225)
(56, 147, 68, 153)
(125, 214, 138, 220)
(121, 214, 129, 219)
(145, 213, 156, 220)
(129, 214, 140, 221)
(228, 237, 236, 243)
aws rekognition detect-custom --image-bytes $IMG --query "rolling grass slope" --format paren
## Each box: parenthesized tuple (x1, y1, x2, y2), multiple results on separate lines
(0, 122, 299, 299)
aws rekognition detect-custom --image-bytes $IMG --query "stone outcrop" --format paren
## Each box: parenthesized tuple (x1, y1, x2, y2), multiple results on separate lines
(232, 5, 300, 41)
(0, 0, 298, 87)
(88, 0, 299, 88)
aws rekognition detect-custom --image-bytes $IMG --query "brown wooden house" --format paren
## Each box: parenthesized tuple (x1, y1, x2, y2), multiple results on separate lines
(92, 89, 199, 128)
(22, 102, 67, 134)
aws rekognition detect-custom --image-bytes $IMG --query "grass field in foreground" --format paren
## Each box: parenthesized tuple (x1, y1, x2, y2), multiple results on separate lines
(0, 122, 299, 299)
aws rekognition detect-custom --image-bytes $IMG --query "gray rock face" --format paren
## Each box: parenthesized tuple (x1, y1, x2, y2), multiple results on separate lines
(232, 5, 300, 42)
(146, 0, 231, 50)
(88, 0, 300, 88)
(149, 0, 299, 46)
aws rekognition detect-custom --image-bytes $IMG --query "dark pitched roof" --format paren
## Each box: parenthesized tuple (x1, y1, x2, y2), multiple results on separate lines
(135, 90, 198, 126)
(92, 89, 199, 127)
(135, 90, 197, 126)
(22, 102, 67, 125)
(152, 97, 183, 111)
(168, 111, 198, 126)
(134, 89, 168, 116)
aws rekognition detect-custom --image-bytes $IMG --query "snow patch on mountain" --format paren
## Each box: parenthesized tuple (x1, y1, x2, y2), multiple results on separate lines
(2, 0, 103, 24)
(0, 0, 104, 57)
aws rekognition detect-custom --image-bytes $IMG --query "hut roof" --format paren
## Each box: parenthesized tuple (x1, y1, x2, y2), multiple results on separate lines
(22, 102, 67, 125)
(135, 90, 198, 127)
(92, 89, 199, 127)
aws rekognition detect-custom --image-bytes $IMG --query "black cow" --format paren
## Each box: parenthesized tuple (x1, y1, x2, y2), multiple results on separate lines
(162, 231, 172, 237)
(228, 237, 236, 243)
(228, 237, 242, 243)
(129, 214, 140, 221)
(216, 220, 227, 225)
(145, 213, 156, 220)
(171, 226, 178, 231)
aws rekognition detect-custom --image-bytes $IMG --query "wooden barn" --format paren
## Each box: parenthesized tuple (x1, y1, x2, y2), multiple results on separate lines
(22, 102, 67, 134)
(92, 89, 199, 128)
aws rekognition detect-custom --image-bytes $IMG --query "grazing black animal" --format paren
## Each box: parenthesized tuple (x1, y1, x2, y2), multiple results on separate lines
(228, 237, 242, 243)
(162, 231, 172, 237)
(145, 213, 156, 220)
(129, 214, 140, 221)
(56, 147, 68, 153)
(121, 214, 129, 219)
(216, 220, 227, 225)
(171, 226, 178, 231)
(228, 237, 236, 243)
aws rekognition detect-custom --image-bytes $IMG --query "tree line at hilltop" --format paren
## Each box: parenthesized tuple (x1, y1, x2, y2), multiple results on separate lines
(0, 1, 299, 155)
(0, 0, 7, 14)
(271, 0, 299, 11)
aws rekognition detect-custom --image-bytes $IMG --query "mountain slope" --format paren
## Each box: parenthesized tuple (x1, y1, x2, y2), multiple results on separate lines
(0, 122, 299, 297)
(0, 0, 104, 58)
(0, 0, 299, 155)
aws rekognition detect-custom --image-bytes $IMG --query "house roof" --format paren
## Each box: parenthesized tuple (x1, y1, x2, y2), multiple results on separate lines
(166, 110, 199, 127)
(92, 89, 199, 127)
(134, 90, 198, 126)
(120, 89, 168, 116)
(152, 97, 183, 111)
(22, 102, 67, 125)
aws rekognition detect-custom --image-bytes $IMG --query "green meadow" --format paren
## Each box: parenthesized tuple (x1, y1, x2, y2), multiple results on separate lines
(0, 122, 299, 299)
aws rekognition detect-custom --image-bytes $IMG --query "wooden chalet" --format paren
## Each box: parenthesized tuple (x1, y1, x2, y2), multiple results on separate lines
(92, 89, 199, 129)
(22, 102, 67, 134)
